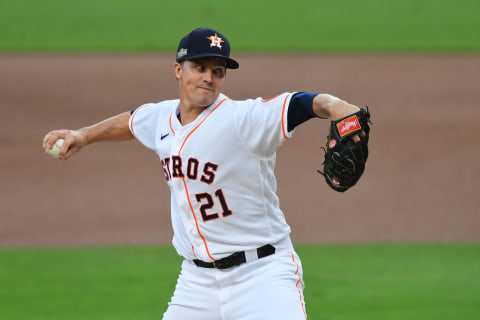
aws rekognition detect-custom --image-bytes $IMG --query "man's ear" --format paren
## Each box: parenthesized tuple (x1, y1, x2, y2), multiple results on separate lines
(174, 62, 182, 80)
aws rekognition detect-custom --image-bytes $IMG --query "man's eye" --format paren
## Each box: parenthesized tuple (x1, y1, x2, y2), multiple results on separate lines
(195, 65, 205, 72)
(213, 69, 225, 78)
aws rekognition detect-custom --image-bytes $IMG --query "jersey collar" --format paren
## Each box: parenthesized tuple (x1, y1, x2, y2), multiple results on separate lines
(172, 93, 228, 131)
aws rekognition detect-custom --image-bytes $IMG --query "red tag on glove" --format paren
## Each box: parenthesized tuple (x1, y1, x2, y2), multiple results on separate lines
(336, 115, 361, 137)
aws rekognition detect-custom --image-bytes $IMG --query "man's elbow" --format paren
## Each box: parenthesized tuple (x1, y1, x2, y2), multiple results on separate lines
(313, 94, 342, 118)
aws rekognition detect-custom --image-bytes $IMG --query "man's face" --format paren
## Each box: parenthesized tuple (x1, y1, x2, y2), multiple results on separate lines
(175, 57, 226, 108)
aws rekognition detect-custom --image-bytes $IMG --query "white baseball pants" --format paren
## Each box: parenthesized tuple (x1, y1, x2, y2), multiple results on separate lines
(162, 250, 307, 320)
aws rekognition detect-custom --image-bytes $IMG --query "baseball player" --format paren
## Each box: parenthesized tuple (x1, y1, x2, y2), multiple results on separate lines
(43, 27, 369, 319)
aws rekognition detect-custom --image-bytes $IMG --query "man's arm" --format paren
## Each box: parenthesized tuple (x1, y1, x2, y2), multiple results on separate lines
(42, 111, 133, 161)
(312, 94, 364, 142)
(312, 94, 360, 120)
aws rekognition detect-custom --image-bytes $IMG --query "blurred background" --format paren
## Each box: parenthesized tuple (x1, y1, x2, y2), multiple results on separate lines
(0, 1, 479, 319)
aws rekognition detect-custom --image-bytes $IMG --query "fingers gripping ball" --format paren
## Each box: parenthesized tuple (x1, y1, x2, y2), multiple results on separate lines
(46, 139, 64, 159)
(317, 108, 372, 192)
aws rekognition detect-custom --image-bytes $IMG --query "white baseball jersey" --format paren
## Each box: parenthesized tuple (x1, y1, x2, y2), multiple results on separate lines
(129, 92, 296, 262)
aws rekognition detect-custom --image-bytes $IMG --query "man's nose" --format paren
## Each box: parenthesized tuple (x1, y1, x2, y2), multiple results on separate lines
(202, 69, 214, 83)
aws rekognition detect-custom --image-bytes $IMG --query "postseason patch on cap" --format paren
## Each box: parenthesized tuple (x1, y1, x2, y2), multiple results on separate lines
(177, 48, 188, 59)
(336, 115, 361, 137)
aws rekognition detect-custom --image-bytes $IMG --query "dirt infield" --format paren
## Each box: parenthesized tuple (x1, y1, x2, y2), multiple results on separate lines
(1, 54, 479, 247)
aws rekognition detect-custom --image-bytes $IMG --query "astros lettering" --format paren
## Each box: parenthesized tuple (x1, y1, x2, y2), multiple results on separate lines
(161, 156, 218, 183)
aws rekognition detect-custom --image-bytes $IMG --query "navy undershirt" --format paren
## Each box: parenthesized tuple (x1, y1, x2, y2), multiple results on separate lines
(287, 92, 319, 131)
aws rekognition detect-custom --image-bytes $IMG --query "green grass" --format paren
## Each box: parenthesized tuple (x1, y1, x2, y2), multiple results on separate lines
(0, 244, 479, 320)
(0, 246, 182, 320)
(300, 244, 480, 320)
(0, 0, 479, 52)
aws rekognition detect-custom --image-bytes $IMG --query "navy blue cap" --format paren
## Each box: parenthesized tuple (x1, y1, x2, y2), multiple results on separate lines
(176, 28, 239, 69)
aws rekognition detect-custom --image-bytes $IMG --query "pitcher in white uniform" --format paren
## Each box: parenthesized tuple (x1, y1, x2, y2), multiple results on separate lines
(43, 27, 364, 320)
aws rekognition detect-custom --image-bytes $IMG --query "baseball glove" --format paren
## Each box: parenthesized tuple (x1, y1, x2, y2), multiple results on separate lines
(317, 107, 371, 192)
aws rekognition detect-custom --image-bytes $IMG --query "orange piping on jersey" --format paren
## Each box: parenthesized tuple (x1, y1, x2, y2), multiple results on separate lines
(169, 115, 175, 136)
(262, 95, 279, 103)
(129, 104, 151, 134)
(192, 245, 197, 258)
(178, 98, 228, 154)
(176, 98, 228, 262)
(291, 252, 307, 319)
(281, 93, 292, 139)
(182, 177, 215, 261)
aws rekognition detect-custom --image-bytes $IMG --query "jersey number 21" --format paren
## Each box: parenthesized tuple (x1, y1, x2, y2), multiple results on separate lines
(195, 189, 232, 222)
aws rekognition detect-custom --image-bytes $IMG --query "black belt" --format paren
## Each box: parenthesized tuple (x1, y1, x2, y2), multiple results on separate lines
(193, 244, 275, 269)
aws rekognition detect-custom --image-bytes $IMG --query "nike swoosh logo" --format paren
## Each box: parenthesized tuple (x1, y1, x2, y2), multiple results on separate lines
(161, 133, 170, 140)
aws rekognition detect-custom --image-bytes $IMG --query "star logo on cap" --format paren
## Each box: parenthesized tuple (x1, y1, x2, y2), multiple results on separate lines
(207, 33, 224, 50)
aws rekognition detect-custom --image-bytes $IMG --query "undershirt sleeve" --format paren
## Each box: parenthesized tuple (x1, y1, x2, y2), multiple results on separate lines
(287, 92, 320, 131)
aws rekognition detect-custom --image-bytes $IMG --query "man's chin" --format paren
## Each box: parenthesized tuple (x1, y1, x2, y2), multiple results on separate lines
(197, 95, 217, 107)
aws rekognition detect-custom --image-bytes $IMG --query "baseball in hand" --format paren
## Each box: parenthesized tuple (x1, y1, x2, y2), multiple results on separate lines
(46, 139, 64, 159)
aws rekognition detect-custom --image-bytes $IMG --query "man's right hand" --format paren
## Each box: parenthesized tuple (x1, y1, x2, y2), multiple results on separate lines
(42, 112, 134, 161)
(42, 129, 88, 162)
